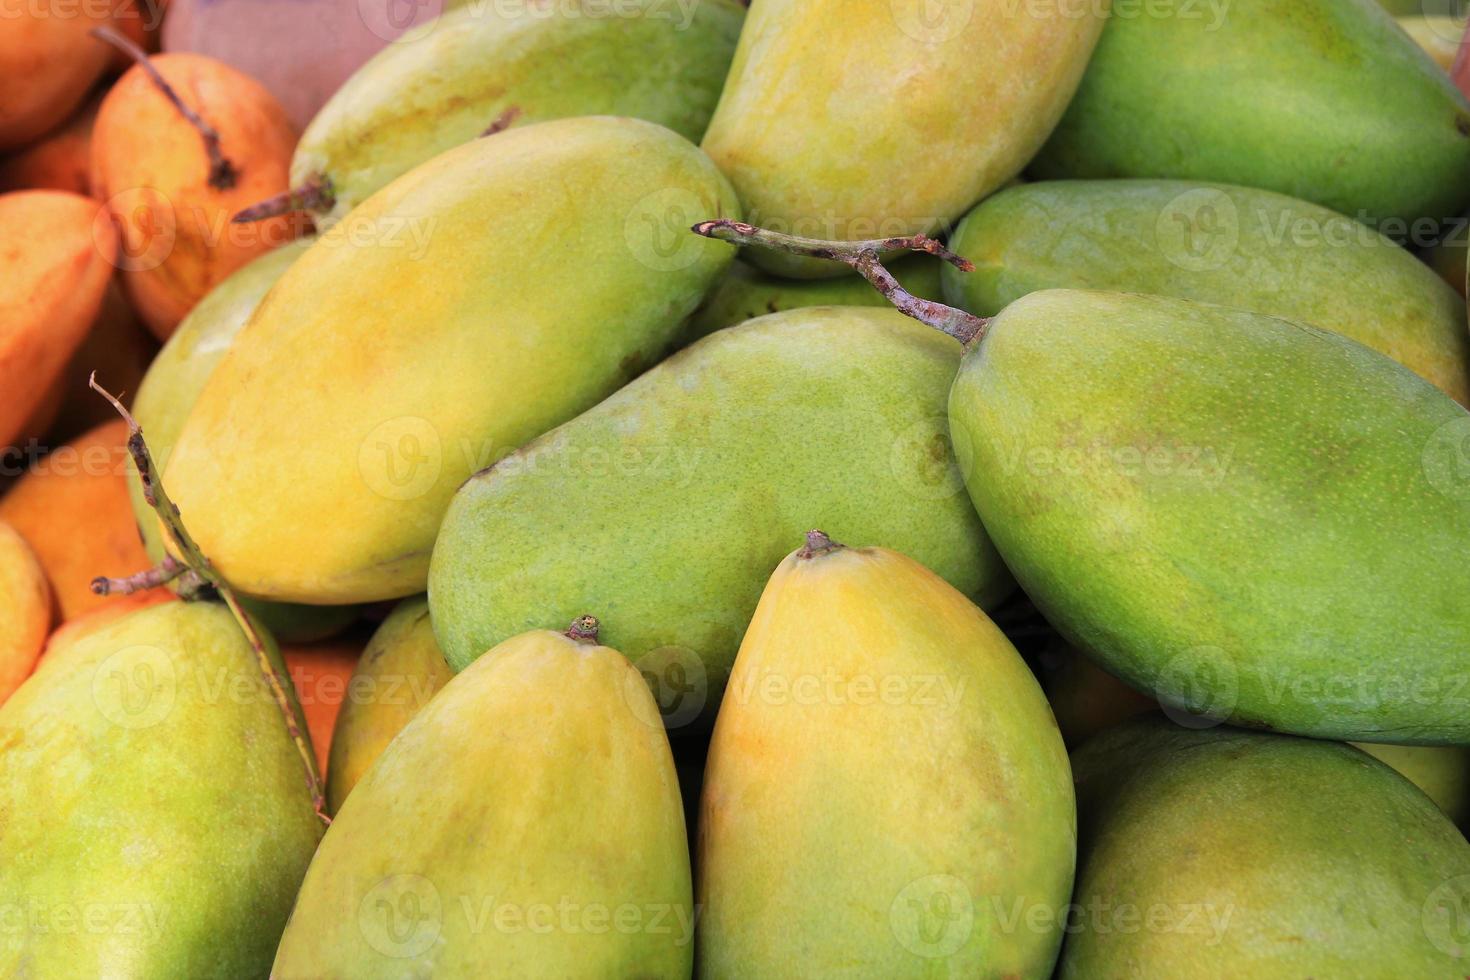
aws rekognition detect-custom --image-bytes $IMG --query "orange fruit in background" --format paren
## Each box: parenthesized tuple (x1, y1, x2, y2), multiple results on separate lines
(0, 519, 50, 704)
(0, 0, 118, 151)
(0, 418, 152, 620)
(0, 92, 100, 197)
(283, 633, 365, 777)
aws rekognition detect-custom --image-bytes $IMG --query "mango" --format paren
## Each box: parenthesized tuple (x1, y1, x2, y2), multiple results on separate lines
(1422, 226, 1470, 297)
(0, 599, 322, 976)
(945, 179, 1470, 403)
(325, 597, 450, 814)
(1032, 0, 1470, 229)
(429, 307, 1008, 717)
(697, 535, 1074, 976)
(0, 92, 98, 196)
(92, 51, 301, 339)
(1356, 742, 1470, 823)
(166, 116, 739, 604)
(948, 289, 1470, 743)
(0, 420, 154, 621)
(684, 254, 943, 342)
(0, 190, 117, 451)
(1060, 719, 1470, 977)
(49, 281, 158, 443)
(286, 0, 744, 226)
(41, 589, 176, 661)
(700, 0, 1105, 277)
(0, 520, 49, 703)
(272, 621, 693, 976)
(0, 0, 117, 150)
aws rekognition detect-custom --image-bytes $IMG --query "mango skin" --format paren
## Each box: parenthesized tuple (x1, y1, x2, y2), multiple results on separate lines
(127, 239, 359, 643)
(0, 600, 322, 978)
(950, 289, 1470, 743)
(697, 542, 1075, 977)
(273, 628, 693, 977)
(700, 0, 1105, 278)
(429, 307, 1010, 715)
(1060, 719, 1470, 978)
(324, 596, 451, 814)
(1355, 742, 1470, 824)
(166, 116, 739, 604)
(684, 254, 943, 343)
(1032, 0, 1470, 228)
(945, 180, 1470, 403)
(295, 0, 745, 226)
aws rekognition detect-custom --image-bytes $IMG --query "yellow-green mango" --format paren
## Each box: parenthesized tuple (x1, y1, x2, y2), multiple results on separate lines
(273, 622, 692, 976)
(697, 536, 1075, 977)
(1032, 0, 1470, 229)
(429, 308, 1010, 720)
(1061, 719, 1470, 978)
(945, 179, 1470, 403)
(127, 239, 361, 643)
(683, 254, 943, 342)
(0, 600, 322, 977)
(700, 0, 1105, 278)
(165, 116, 739, 604)
(324, 596, 451, 814)
(1355, 742, 1470, 824)
(949, 289, 1470, 742)
(292, 0, 745, 226)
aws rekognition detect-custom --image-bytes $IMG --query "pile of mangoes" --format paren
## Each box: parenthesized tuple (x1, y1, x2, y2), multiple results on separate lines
(3, 0, 1470, 976)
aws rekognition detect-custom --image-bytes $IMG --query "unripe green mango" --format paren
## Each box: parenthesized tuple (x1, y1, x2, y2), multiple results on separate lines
(127, 239, 361, 643)
(273, 623, 693, 976)
(949, 289, 1470, 743)
(945, 180, 1470, 403)
(700, 0, 1105, 278)
(1032, 0, 1470, 228)
(293, 0, 744, 226)
(684, 254, 943, 343)
(324, 596, 451, 814)
(697, 537, 1075, 977)
(429, 307, 1010, 717)
(0, 600, 322, 977)
(1060, 719, 1470, 978)
(165, 117, 739, 605)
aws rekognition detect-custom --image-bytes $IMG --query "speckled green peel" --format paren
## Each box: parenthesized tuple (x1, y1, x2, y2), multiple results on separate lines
(949, 289, 1470, 743)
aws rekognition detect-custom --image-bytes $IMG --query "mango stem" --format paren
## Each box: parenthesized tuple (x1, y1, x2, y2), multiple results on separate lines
(233, 176, 334, 224)
(690, 219, 991, 345)
(87, 375, 331, 827)
(89, 27, 239, 191)
(565, 615, 601, 644)
(90, 555, 187, 595)
(798, 529, 844, 559)
(480, 105, 522, 137)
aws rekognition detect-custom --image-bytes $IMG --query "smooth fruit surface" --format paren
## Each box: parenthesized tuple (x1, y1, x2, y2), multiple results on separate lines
(0, 520, 49, 703)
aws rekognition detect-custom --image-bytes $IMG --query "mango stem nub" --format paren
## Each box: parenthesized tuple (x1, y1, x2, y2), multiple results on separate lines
(798, 529, 844, 560)
(690, 219, 991, 346)
(233, 176, 334, 224)
(565, 615, 601, 644)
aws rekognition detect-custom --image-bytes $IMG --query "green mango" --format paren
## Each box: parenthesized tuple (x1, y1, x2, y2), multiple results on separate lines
(291, 0, 744, 226)
(324, 596, 452, 814)
(697, 538, 1075, 977)
(165, 116, 739, 605)
(948, 288, 1470, 743)
(700, 0, 1105, 278)
(127, 239, 362, 643)
(273, 624, 692, 976)
(1061, 719, 1470, 977)
(1031, 0, 1470, 229)
(1355, 742, 1470, 824)
(684, 254, 943, 343)
(0, 600, 322, 977)
(945, 179, 1470, 403)
(429, 307, 1010, 718)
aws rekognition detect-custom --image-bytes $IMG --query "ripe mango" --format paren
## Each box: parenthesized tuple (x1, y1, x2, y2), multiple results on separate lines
(0, 92, 98, 196)
(948, 289, 1470, 742)
(272, 623, 693, 976)
(0, 520, 48, 703)
(946, 179, 1470, 403)
(92, 51, 300, 339)
(1032, 0, 1470, 229)
(697, 536, 1074, 976)
(0, 0, 116, 150)
(1060, 719, 1470, 977)
(325, 597, 451, 813)
(288, 0, 744, 226)
(166, 116, 739, 604)
(684, 254, 943, 342)
(429, 307, 1008, 717)
(0, 190, 117, 451)
(700, 0, 1105, 277)
(0, 600, 322, 976)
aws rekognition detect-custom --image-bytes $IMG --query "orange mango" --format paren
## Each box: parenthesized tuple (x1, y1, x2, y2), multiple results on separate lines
(0, 520, 50, 703)
(0, 93, 99, 196)
(0, 0, 119, 150)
